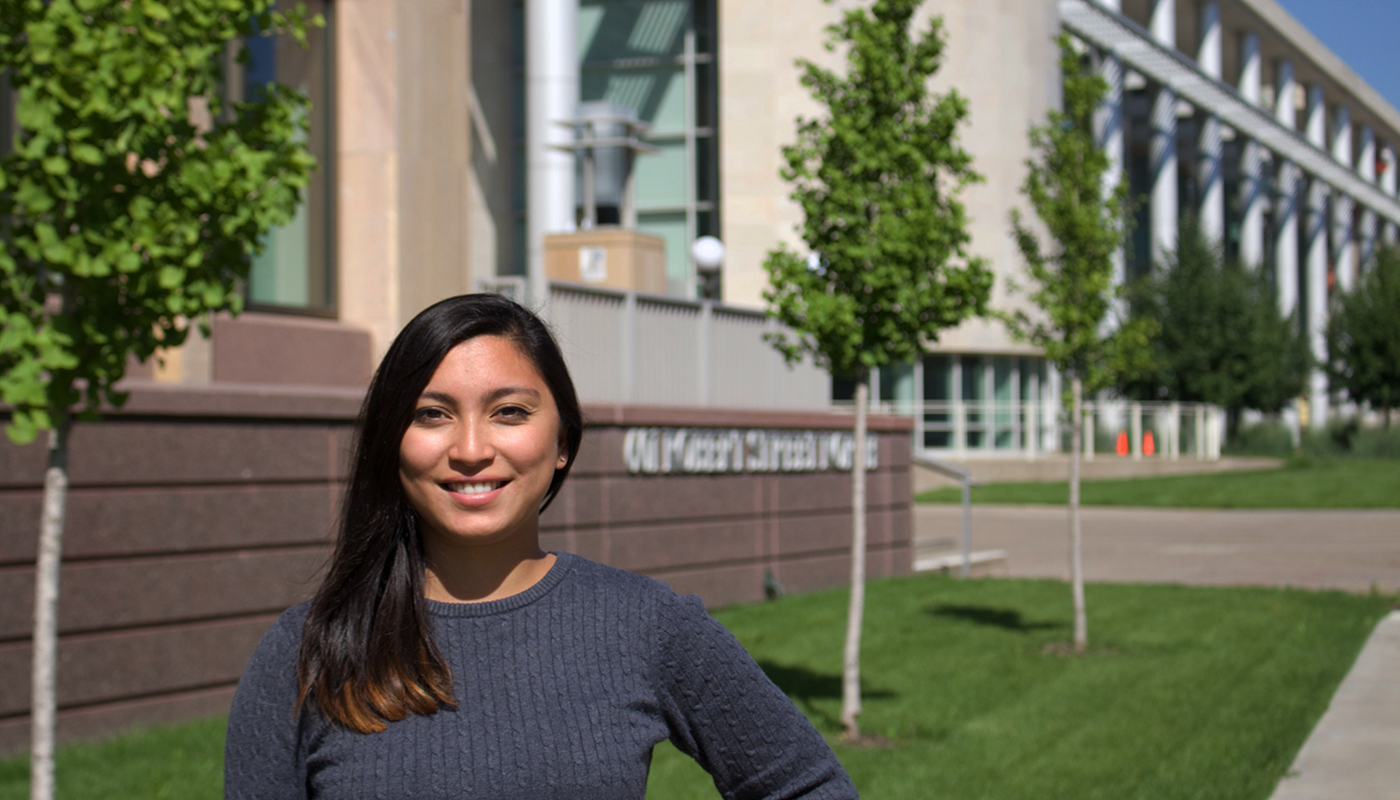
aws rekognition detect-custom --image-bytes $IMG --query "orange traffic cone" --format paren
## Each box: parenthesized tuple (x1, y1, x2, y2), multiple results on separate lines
(1144, 431, 1155, 456)
(1115, 431, 1129, 456)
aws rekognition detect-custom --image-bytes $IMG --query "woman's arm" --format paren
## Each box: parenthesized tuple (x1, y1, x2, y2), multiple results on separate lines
(653, 594, 859, 800)
(224, 607, 311, 800)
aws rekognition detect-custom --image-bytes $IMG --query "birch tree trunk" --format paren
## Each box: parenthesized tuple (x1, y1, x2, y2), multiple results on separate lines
(31, 418, 69, 800)
(840, 374, 869, 740)
(1070, 377, 1087, 653)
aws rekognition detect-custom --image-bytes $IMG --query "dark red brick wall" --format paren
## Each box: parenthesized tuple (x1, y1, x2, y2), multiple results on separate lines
(543, 405, 913, 606)
(0, 388, 911, 752)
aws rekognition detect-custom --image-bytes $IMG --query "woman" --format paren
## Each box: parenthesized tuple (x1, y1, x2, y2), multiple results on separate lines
(224, 294, 857, 799)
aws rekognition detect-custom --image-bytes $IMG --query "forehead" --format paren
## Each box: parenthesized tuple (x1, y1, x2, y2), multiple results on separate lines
(422, 335, 551, 393)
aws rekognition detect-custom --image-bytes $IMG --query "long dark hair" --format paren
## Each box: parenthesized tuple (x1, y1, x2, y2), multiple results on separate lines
(296, 294, 583, 732)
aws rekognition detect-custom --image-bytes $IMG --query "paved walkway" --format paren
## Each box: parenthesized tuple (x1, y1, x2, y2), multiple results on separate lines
(916, 504, 1400, 592)
(916, 504, 1400, 799)
(1270, 611, 1400, 800)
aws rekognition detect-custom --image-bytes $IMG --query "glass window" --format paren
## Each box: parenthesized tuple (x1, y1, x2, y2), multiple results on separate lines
(694, 63, 714, 130)
(579, 0, 688, 61)
(634, 140, 688, 209)
(962, 356, 985, 449)
(1019, 357, 1038, 400)
(563, 0, 718, 298)
(695, 135, 715, 202)
(831, 374, 855, 403)
(879, 362, 913, 407)
(993, 356, 1015, 449)
(923, 355, 950, 401)
(582, 67, 686, 134)
(636, 211, 688, 291)
(242, 0, 334, 313)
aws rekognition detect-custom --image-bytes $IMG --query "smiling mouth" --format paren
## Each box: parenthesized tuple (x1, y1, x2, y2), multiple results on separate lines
(443, 481, 505, 495)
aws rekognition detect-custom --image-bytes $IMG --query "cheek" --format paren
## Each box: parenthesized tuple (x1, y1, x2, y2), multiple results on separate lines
(398, 430, 440, 479)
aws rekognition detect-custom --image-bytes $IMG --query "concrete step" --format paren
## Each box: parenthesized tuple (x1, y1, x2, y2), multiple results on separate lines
(914, 549, 1009, 577)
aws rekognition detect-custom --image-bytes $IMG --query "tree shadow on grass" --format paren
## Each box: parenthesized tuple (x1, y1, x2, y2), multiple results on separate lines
(756, 661, 897, 730)
(926, 604, 1064, 633)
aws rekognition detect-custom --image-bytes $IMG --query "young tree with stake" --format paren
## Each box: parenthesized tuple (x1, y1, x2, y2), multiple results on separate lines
(763, 0, 992, 739)
(0, 3, 318, 797)
(1006, 37, 1153, 654)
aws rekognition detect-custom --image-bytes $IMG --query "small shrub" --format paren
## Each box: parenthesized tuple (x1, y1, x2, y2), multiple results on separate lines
(1226, 418, 1400, 459)
(1225, 421, 1295, 457)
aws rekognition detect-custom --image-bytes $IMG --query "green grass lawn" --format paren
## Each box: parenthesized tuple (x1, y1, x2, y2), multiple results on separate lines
(915, 458, 1400, 508)
(0, 715, 224, 800)
(1, 576, 1391, 799)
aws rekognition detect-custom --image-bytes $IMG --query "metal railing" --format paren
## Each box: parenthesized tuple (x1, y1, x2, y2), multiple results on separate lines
(834, 398, 1225, 460)
(911, 455, 980, 578)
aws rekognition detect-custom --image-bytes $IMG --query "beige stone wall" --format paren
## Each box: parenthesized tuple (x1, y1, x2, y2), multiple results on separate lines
(718, 0, 1058, 354)
(337, 0, 475, 360)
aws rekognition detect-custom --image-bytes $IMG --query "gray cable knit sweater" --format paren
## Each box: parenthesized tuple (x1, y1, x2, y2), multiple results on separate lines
(224, 552, 858, 799)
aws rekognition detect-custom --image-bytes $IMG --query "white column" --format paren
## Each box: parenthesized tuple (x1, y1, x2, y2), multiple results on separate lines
(912, 357, 926, 456)
(1130, 401, 1143, 460)
(1274, 59, 1299, 318)
(1383, 145, 1399, 245)
(1238, 32, 1265, 268)
(1304, 84, 1329, 429)
(1197, 2, 1224, 242)
(1169, 401, 1181, 460)
(1093, 8, 1126, 294)
(1332, 106, 1357, 291)
(1358, 125, 1378, 272)
(952, 357, 966, 457)
(526, 0, 578, 312)
(1150, 0, 1178, 260)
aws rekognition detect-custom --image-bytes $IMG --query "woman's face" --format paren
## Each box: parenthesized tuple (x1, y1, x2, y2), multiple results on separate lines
(398, 335, 568, 554)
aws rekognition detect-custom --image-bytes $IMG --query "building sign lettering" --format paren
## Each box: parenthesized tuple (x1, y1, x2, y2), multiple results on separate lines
(622, 427, 878, 475)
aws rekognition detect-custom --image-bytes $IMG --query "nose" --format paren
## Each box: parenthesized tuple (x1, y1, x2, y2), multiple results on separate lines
(447, 417, 495, 469)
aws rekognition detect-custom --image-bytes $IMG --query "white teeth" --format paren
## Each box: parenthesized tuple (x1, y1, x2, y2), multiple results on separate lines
(447, 481, 501, 495)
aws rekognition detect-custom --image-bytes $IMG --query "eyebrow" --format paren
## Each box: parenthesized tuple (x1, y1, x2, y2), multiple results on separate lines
(416, 387, 543, 406)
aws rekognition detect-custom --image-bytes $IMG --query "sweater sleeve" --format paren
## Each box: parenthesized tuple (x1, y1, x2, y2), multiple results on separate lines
(224, 607, 310, 800)
(653, 593, 859, 800)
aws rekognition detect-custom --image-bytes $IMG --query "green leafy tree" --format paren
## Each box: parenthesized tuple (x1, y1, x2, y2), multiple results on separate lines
(763, 0, 992, 739)
(1125, 218, 1310, 435)
(1327, 244, 1400, 431)
(0, 3, 319, 797)
(1006, 36, 1154, 654)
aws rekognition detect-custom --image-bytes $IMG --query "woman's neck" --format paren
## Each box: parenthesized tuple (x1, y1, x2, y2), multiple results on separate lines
(423, 539, 557, 603)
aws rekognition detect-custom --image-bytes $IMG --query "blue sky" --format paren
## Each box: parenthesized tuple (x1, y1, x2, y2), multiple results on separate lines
(1273, 0, 1400, 112)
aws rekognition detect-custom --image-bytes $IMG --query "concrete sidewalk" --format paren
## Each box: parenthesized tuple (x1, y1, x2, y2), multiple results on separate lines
(1269, 611, 1400, 800)
(916, 504, 1400, 592)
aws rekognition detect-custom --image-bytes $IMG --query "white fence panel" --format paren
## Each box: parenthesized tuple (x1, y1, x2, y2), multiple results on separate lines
(633, 298, 704, 405)
(546, 282, 830, 410)
(708, 309, 826, 410)
(547, 287, 626, 404)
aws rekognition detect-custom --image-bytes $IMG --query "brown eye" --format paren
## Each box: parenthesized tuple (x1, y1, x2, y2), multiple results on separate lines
(413, 407, 448, 422)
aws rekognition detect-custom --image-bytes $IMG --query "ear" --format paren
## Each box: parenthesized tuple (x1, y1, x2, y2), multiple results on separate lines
(556, 452, 570, 469)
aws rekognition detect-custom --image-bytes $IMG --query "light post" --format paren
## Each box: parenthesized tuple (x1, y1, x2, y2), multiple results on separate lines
(692, 235, 725, 299)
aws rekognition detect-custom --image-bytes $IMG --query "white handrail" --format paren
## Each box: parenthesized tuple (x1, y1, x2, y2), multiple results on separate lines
(833, 398, 1225, 460)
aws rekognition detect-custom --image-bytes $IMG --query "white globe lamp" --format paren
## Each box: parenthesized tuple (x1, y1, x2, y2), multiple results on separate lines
(691, 236, 725, 272)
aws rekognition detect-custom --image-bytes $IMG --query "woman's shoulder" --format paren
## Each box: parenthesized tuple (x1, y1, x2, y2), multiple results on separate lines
(244, 601, 313, 671)
(556, 552, 699, 612)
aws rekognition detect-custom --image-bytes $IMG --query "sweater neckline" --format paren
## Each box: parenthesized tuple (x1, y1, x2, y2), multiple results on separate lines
(425, 551, 575, 618)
